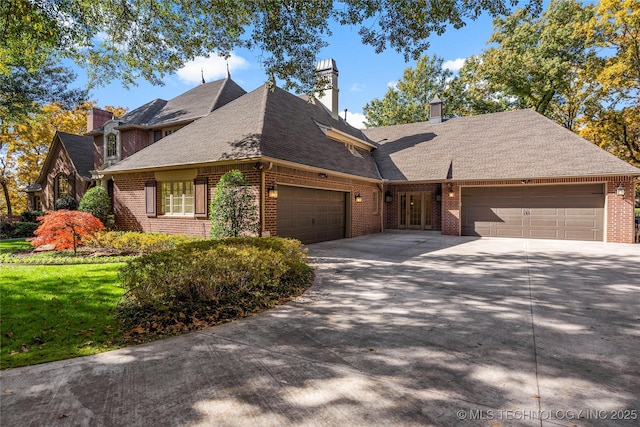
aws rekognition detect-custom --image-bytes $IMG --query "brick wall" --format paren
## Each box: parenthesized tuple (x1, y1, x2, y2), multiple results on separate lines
(40, 142, 89, 210)
(113, 163, 262, 237)
(438, 176, 637, 243)
(384, 183, 442, 231)
(113, 162, 381, 240)
(121, 129, 153, 160)
(605, 178, 636, 243)
(264, 165, 381, 238)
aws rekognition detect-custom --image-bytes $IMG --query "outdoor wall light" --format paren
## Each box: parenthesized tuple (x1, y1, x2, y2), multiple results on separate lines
(385, 191, 393, 203)
(354, 192, 363, 203)
(267, 182, 278, 198)
(616, 183, 625, 197)
(447, 184, 455, 198)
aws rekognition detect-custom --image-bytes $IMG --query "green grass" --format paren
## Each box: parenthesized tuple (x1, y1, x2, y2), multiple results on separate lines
(635, 208, 640, 217)
(0, 239, 32, 254)
(0, 262, 125, 369)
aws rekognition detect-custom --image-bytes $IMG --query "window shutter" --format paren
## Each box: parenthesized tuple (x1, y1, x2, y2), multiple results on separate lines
(145, 180, 157, 217)
(194, 178, 208, 218)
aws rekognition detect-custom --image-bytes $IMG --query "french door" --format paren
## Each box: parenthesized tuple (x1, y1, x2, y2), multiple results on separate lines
(398, 192, 432, 230)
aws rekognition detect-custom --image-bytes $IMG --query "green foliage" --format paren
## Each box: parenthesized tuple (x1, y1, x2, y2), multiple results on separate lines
(0, 0, 542, 121)
(54, 195, 78, 210)
(0, 221, 38, 239)
(84, 231, 201, 255)
(363, 55, 453, 127)
(20, 210, 44, 222)
(79, 186, 113, 228)
(117, 237, 312, 335)
(210, 170, 259, 238)
(472, 0, 598, 118)
(0, 263, 124, 369)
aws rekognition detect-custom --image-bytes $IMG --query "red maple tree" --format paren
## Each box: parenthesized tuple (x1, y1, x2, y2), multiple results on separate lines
(30, 210, 106, 254)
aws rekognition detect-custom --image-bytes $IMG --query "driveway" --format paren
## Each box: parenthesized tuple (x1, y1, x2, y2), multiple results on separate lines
(2, 233, 639, 426)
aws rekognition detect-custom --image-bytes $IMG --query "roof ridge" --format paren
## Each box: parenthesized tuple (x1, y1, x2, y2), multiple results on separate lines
(206, 78, 227, 113)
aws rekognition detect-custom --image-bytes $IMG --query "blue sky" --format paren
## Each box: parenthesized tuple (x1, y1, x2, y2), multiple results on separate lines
(80, 11, 500, 129)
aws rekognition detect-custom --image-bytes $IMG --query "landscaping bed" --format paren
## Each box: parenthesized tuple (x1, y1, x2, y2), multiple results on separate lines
(0, 236, 313, 369)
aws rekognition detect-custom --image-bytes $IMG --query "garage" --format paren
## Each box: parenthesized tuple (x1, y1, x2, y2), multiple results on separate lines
(277, 186, 347, 244)
(461, 184, 605, 241)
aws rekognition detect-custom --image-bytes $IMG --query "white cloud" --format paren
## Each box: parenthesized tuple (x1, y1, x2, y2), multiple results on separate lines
(442, 58, 466, 73)
(386, 80, 398, 90)
(346, 111, 366, 129)
(350, 83, 365, 92)
(176, 53, 250, 84)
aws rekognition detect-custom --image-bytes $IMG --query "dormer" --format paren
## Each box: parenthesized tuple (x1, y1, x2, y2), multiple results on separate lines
(103, 120, 121, 166)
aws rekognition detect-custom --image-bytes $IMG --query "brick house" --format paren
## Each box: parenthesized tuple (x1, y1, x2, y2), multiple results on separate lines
(31, 60, 640, 243)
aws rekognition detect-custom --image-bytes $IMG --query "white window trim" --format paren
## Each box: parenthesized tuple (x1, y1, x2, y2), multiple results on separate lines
(161, 181, 195, 217)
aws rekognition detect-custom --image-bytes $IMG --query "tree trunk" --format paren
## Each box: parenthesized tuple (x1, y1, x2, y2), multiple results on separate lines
(0, 178, 12, 216)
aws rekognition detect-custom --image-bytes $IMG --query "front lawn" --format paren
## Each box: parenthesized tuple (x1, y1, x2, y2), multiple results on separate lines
(0, 262, 124, 369)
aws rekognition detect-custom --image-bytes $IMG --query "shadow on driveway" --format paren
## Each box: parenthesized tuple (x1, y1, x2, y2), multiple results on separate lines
(1, 232, 639, 426)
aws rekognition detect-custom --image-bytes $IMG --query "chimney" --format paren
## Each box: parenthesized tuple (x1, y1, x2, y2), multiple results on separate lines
(315, 59, 339, 119)
(87, 108, 114, 133)
(429, 95, 443, 124)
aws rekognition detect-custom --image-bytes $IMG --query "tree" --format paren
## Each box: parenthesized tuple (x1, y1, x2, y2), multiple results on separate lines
(209, 170, 258, 239)
(363, 55, 453, 127)
(0, 102, 126, 216)
(444, 55, 520, 118)
(31, 210, 106, 254)
(471, 0, 598, 118)
(591, 0, 640, 102)
(79, 186, 113, 228)
(0, 0, 543, 119)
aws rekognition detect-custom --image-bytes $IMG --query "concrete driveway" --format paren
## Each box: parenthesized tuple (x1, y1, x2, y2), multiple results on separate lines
(2, 232, 639, 426)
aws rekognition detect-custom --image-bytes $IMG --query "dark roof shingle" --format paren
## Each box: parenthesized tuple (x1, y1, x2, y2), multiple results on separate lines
(363, 109, 640, 181)
(105, 85, 382, 180)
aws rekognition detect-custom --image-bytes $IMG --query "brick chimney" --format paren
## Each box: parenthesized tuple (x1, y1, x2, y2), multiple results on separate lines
(315, 59, 339, 119)
(87, 108, 114, 133)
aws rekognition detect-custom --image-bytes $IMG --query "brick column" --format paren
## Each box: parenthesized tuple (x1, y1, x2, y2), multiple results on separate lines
(606, 179, 636, 243)
(441, 183, 460, 236)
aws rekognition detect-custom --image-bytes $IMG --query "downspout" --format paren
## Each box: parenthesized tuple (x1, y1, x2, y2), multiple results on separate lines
(260, 162, 274, 236)
(378, 182, 385, 233)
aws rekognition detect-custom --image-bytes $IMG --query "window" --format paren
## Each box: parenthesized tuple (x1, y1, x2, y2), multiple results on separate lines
(372, 190, 379, 214)
(161, 181, 194, 216)
(106, 133, 118, 158)
(55, 173, 70, 199)
(164, 129, 177, 137)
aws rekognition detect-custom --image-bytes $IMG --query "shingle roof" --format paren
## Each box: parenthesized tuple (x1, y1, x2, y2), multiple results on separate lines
(104, 85, 381, 180)
(56, 132, 95, 179)
(363, 109, 640, 181)
(35, 131, 95, 184)
(116, 78, 247, 128)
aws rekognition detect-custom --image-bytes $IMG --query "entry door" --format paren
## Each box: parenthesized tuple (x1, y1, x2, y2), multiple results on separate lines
(398, 192, 432, 230)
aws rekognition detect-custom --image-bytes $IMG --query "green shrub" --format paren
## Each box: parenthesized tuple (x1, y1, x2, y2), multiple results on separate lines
(20, 210, 44, 223)
(79, 187, 113, 227)
(209, 170, 259, 238)
(0, 221, 39, 239)
(117, 237, 312, 330)
(84, 231, 201, 254)
(54, 195, 78, 210)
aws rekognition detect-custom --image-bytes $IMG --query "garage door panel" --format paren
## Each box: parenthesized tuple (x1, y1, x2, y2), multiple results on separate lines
(530, 218, 559, 227)
(277, 186, 346, 244)
(462, 184, 604, 242)
(530, 229, 559, 239)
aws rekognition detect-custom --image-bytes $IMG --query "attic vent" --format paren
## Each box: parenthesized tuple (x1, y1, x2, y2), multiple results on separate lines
(345, 143, 363, 158)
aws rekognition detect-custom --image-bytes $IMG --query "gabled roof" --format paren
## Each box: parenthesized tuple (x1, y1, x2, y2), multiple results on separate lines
(363, 109, 640, 181)
(104, 85, 381, 180)
(101, 78, 247, 132)
(36, 131, 94, 184)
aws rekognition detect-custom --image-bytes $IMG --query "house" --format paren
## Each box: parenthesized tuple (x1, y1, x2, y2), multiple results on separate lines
(30, 60, 640, 243)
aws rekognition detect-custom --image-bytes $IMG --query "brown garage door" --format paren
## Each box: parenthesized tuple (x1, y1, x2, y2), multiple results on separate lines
(277, 186, 347, 244)
(461, 184, 604, 241)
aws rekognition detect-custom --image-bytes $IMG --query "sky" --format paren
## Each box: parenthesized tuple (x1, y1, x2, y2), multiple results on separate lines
(78, 10, 503, 129)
